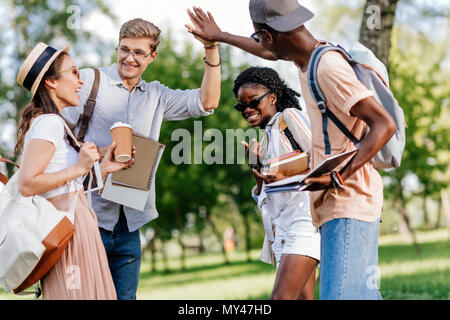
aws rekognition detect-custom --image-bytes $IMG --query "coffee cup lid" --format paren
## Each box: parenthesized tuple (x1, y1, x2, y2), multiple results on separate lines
(110, 122, 133, 131)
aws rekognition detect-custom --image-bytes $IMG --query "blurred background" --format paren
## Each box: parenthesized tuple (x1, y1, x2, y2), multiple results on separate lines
(0, 0, 449, 300)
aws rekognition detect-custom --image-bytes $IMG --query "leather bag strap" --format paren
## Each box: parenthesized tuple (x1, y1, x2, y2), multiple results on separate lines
(0, 157, 20, 184)
(77, 68, 100, 142)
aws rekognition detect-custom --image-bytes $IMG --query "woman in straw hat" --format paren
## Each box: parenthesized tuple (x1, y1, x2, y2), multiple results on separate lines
(15, 43, 133, 299)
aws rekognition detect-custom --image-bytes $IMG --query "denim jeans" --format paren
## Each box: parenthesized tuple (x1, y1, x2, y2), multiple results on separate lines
(100, 207, 141, 300)
(319, 218, 382, 300)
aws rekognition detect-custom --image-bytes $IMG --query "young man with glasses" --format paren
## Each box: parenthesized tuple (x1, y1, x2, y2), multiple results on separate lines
(186, 1, 396, 300)
(62, 17, 221, 300)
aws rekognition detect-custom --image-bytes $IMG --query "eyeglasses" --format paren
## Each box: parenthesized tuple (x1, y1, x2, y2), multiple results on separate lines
(250, 30, 265, 43)
(234, 91, 272, 112)
(116, 46, 152, 62)
(60, 66, 80, 79)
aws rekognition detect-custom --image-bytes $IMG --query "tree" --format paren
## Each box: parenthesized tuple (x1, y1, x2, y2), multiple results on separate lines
(386, 26, 450, 238)
(359, 0, 399, 67)
(0, 0, 116, 170)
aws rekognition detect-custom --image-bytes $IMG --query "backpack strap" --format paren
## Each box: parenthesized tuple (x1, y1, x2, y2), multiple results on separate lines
(0, 157, 20, 184)
(307, 44, 360, 154)
(279, 112, 302, 152)
(76, 68, 100, 142)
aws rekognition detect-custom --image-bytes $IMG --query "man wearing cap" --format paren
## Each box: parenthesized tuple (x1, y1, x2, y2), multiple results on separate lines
(186, 2, 396, 299)
(62, 17, 221, 300)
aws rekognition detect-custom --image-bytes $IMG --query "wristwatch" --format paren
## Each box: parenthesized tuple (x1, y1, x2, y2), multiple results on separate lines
(330, 171, 344, 189)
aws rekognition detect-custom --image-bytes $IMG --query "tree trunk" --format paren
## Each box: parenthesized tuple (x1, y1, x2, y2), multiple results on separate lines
(423, 195, 431, 230)
(206, 213, 229, 265)
(174, 208, 187, 271)
(441, 189, 450, 244)
(197, 229, 205, 253)
(396, 193, 421, 253)
(177, 230, 187, 272)
(160, 239, 170, 274)
(149, 236, 156, 273)
(243, 212, 252, 262)
(359, 0, 399, 69)
(435, 196, 442, 229)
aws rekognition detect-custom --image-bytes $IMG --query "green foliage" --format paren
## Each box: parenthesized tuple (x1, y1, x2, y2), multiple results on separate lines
(385, 26, 450, 205)
(0, 0, 116, 161)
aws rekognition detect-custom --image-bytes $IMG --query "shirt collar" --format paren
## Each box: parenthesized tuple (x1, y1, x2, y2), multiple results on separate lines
(106, 63, 146, 91)
(265, 112, 280, 129)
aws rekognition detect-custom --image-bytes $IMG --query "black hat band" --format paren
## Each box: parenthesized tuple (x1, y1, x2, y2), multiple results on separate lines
(22, 46, 58, 91)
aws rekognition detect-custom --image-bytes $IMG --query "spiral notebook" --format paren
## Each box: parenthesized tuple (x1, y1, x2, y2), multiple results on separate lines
(111, 133, 165, 191)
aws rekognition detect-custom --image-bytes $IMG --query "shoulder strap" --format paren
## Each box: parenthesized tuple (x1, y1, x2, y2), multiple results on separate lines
(0, 157, 20, 184)
(77, 68, 100, 142)
(307, 44, 360, 154)
(279, 113, 302, 152)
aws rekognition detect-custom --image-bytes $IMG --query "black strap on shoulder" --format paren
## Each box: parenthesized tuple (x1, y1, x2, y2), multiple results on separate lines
(283, 127, 302, 152)
(77, 68, 100, 142)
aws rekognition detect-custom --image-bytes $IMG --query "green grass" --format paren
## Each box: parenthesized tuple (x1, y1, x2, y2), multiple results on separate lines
(1, 229, 449, 300)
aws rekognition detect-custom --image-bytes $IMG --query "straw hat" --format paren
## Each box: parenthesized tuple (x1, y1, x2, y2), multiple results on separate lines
(16, 42, 70, 97)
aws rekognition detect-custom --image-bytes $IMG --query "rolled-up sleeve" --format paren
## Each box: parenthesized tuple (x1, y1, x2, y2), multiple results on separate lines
(162, 86, 214, 121)
(317, 51, 374, 117)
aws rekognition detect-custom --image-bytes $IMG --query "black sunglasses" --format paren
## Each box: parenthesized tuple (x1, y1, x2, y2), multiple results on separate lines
(234, 91, 272, 112)
(250, 30, 265, 43)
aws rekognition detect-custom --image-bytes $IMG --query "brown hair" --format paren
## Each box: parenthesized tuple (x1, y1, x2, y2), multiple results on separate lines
(15, 52, 78, 155)
(119, 18, 161, 53)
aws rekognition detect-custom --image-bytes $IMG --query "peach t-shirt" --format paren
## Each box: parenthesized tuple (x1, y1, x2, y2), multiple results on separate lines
(298, 51, 383, 228)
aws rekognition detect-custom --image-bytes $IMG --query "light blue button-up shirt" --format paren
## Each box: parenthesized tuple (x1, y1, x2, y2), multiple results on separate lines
(62, 64, 213, 232)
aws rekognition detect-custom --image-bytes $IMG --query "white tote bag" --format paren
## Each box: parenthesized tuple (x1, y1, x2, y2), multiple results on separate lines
(0, 117, 101, 295)
(0, 171, 78, 293)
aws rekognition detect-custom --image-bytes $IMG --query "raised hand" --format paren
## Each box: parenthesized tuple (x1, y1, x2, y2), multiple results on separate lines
(185, 6, 223, 44)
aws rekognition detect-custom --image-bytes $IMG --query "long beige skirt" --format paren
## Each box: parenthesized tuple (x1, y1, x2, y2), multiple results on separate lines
(41, 189, 117, 300)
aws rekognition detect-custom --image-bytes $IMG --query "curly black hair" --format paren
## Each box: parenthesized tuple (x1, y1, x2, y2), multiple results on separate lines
(232, 66, 301, 111)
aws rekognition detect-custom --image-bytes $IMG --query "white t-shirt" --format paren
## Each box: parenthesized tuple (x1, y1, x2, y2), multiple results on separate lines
(24, 114, 83, 199)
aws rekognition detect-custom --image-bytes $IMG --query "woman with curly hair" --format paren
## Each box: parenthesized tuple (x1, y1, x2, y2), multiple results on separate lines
(234, 66, 320, 300)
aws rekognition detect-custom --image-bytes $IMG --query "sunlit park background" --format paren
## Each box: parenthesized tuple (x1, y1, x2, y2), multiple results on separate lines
(0, 0, 449, 300)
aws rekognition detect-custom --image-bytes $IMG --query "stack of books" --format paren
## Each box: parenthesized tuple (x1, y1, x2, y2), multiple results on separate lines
(101, 133, 165, 211)
(264, 149, 358, 193)
(263, 150, 309, 177)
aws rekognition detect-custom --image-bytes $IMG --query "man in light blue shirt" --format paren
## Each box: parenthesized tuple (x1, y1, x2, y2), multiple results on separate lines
(62, 16, 221, 299)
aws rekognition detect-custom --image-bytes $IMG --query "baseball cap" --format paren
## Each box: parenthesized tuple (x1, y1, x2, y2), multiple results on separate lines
(249, 0, 314, 32)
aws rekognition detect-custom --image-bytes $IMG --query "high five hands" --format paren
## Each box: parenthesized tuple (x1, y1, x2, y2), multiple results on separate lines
(185, 6, 222, 44)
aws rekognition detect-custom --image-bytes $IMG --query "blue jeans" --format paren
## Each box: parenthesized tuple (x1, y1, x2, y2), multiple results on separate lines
(319, 218, 382, 300)
(100, 208, 141, 300)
